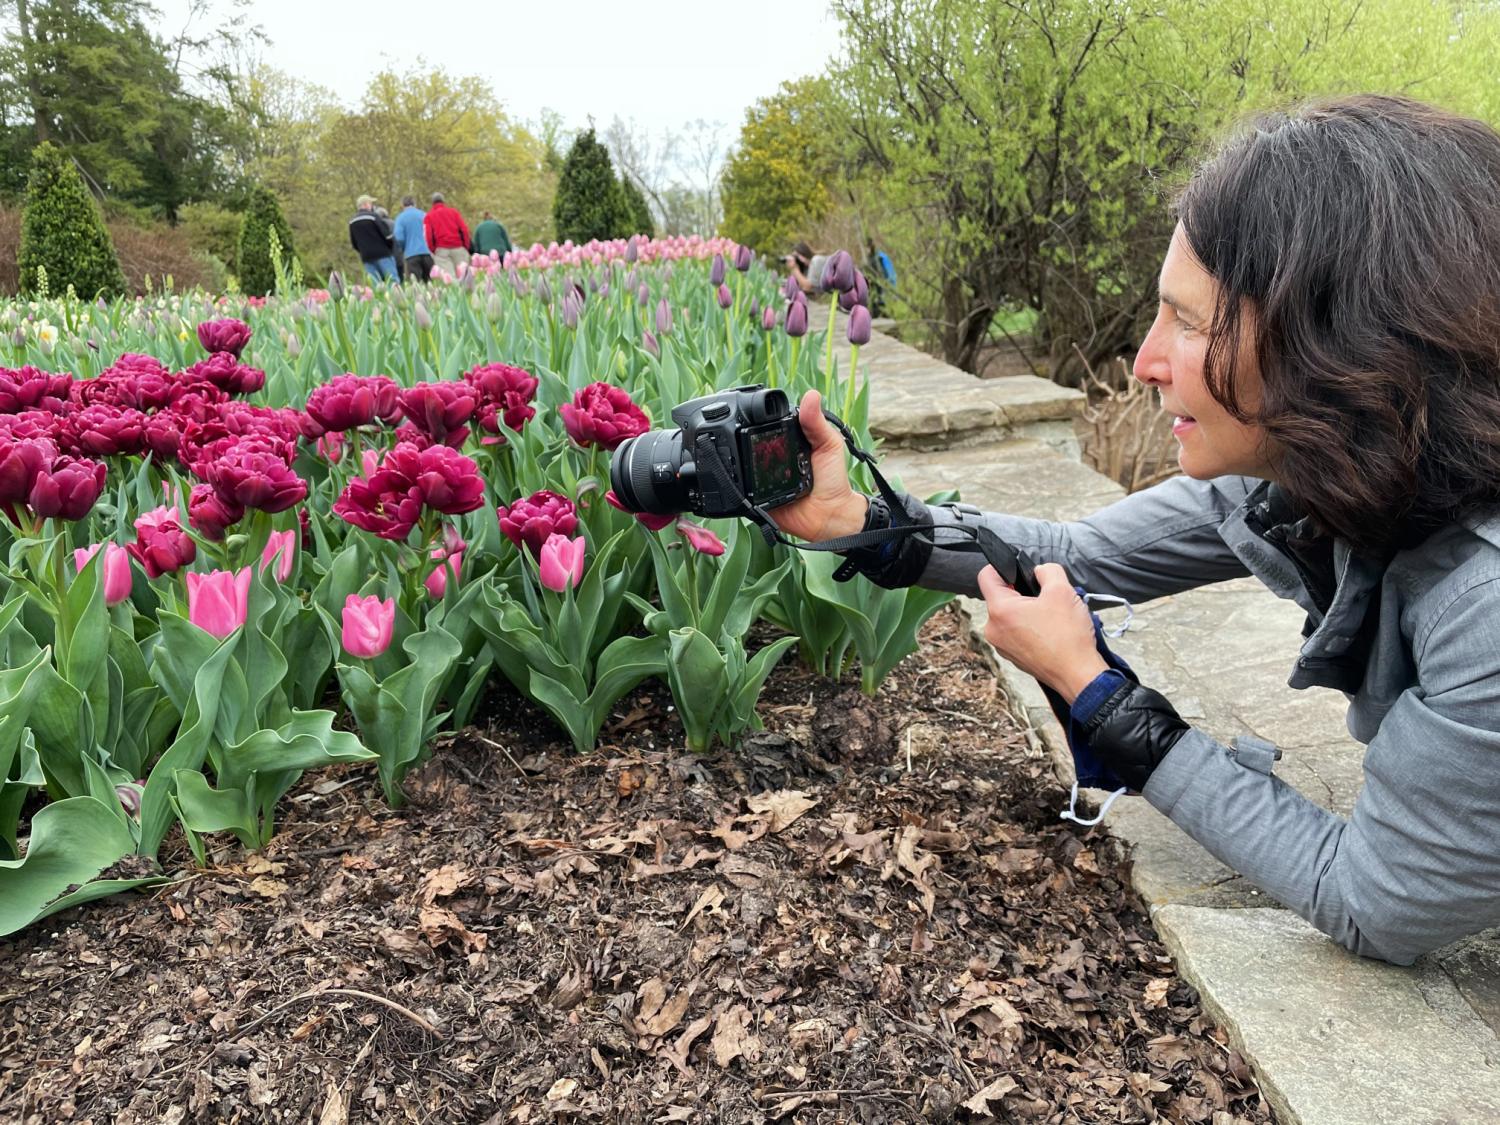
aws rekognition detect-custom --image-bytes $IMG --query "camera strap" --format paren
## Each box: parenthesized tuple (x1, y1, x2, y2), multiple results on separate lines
(696, 410, 1043, 594)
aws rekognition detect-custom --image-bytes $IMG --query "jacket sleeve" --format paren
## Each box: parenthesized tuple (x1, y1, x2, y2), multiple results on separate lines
(348, 221, 358, 252)
(423, 213, 434, 248)
(1143, 573, 1500, 964)
(915, 473, 1256, 603)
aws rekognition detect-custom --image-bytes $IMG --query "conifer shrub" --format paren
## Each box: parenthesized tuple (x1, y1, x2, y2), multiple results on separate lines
(18, 142, 126, 298)
(236, 186, 297, 297)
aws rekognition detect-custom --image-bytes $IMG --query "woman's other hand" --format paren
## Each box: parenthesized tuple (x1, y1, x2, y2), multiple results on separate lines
(977, 562, 1110, 703)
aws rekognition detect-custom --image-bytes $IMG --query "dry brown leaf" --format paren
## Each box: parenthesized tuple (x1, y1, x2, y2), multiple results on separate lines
(418, 906, 488, 954)
(246, 876, 288, 899)
(318, 1080, 346, 1125)
(711, 1004, 760, 1068)
(243, 855, 286, 876)
(682, 885, 726, 929)
(544, 1077, 578, 1102)
(1143, 977, 1172, 1009)
(616, 767, 644, 796)
(420, 864, 473, 904)
(962, 1075, 1018, 1114)
(745, 790, 819, 832)
(634, 977, 691, 1038)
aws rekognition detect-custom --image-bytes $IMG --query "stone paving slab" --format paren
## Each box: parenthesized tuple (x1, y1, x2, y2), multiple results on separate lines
(1154, 905, 1500, 1125)
(806, 302, 1086, 450)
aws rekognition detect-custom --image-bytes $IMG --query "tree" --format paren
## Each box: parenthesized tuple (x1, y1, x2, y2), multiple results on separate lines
(616, 175, 654, 238)
(0, 0, 230, 215)
(720, 79, 836, 254)
(18, 141, 125, 297)
(832, 0, 1500, 377)
(236, 184, 294, 296)
(552, 127, 623, 243)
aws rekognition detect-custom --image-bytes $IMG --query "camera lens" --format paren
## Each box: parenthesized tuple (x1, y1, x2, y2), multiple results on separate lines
(610, 429, 687, 515)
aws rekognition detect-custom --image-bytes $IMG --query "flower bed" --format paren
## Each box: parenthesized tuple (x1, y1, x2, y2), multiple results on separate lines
(0, 247, 942, 936)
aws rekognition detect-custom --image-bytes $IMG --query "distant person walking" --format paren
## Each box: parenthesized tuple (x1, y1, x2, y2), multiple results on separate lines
(472, 211, 513, 259)
(374, 206, 403, 280)
(349, 194, 398, 283)
(394, 195, 434, 282)
(423, 192, 471, 278)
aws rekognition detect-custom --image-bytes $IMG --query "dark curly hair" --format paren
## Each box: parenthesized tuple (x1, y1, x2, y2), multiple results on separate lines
(1175, 94, 1500, 554)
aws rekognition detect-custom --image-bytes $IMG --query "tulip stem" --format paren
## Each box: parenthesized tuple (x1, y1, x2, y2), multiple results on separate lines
(789, 336, 802, 384)
(823, 316, 836, 387)
(843, 345, 861, 420)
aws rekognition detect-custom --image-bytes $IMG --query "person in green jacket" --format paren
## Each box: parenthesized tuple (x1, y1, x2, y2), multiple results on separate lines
(472, 211, 513, 259)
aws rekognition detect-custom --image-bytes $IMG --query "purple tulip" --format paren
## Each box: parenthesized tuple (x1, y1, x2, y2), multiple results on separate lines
(785, 297, 808, 338)
(716, 284, 732, 310)
(734, 244, 753, 272)
(625, 235, 640, 263)
(637, 284, 650, 306)
(782, 274, 800, 300)
(762, 306, 777, 331)
(710, 253, 726, 286)
(28, 456, 107, 520)
(847, 304, 872, 347)
(655, 298, 673, 335)
(838, 270, 870, 313)
(642, 330, 660, 358)
(821, 250, 854, 294)
(560, 382, 651, 450)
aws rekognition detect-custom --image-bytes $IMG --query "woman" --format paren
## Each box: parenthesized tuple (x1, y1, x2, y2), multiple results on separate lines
(784, 241, 830, 295)
(770, 95, 1500, 966)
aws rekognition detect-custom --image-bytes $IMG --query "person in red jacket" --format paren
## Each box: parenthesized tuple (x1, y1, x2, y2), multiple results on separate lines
(423, 193, 471, 278)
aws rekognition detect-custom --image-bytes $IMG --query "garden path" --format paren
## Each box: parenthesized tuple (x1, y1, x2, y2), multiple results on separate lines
(809, 300, 1500, 1125)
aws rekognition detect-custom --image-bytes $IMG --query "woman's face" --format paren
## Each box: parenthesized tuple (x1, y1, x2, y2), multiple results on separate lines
(1133, 226, 1278, 481)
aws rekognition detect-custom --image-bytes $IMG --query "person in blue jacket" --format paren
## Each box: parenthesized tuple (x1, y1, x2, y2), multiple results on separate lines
(393, 196, 433, 283)
(770, 95, 1500, 966)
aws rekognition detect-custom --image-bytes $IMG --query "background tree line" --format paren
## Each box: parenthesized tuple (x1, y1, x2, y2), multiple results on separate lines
(719, 0, 1500, 380)
(0, 0, 727, 293)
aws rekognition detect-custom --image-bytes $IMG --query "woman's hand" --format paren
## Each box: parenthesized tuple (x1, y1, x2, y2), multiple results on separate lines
(977, 562, 1110, 703)
(767, 389, 868, 543)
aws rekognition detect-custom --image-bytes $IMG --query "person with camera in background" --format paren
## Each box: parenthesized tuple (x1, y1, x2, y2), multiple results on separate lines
(783, 240, 829, 295)
(619, 96, 1500, 967)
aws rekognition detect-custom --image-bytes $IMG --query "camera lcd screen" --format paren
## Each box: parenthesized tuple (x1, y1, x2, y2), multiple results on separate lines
(744, 423, 798, 499)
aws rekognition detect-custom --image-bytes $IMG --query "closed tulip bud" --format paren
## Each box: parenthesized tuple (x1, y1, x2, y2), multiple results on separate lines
(186, 568, 252, 640)
(287, 332, 301, 358)
(536, 275, 552, 303)
(341, 593, 395, 658)
(73, 542, 134, 606)
(821, 250, 855, 293)
(487, 292, 503, 322)
(625, 234, 639, 263)
(328, 270, 346, 300)
(637, 284, 650, 306)
(561, 292, 580, 329)
(260, 529, 296, 582)
(676, 519, 726, 556)
(414, 301, 433, 330)
(425, 548, 462, 599)
(839, 269, 870, 313)
(710, 253, 727, 286)
(538, 533, 586, 592)
(785, 298, 808, 338)
(642, 329, 660, 358)
(716, 284, 732, 310)
(847, 304, 872, 346)
(761, 306, 776, 331)
(734, 244, 753, 272)
(655, 298, 673, 335)
(782, 273, 800, 301)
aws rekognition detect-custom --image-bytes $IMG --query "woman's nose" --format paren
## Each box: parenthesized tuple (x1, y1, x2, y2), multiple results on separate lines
(1132, 314, 1170, 387)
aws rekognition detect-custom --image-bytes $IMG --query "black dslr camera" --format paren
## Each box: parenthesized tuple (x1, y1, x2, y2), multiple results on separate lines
(610, 385, 813, 518)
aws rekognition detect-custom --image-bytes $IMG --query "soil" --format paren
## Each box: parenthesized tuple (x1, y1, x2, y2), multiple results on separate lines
(0, 609, 1274, 1125)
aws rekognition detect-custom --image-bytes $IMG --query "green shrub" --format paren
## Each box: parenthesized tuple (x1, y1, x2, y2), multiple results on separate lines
(178, 200, 242, 275)
(18, 142, 126, 299)
(236, 186, 296, 297)
(616, 176, 654, 239)
(552, 128, 622, 244)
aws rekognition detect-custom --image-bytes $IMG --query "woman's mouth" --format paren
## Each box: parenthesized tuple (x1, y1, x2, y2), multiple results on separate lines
(1172, 415, 1197, 436)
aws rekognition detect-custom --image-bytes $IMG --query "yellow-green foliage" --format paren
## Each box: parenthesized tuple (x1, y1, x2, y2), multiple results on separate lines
(720, 79, 836, 254)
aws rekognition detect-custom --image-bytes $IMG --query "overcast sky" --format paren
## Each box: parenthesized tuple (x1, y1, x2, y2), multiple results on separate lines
(151, 0, 846, 141)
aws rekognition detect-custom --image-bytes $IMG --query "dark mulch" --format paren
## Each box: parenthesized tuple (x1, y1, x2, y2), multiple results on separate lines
(0, 608, 1272, 1124)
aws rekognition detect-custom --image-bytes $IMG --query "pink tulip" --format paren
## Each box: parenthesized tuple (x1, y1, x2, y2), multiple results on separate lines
(317, 432, 345, 462)
(425, 549, 463, 599)
(73, 542, 133, 606)
(260, 529, 296, 582)
(676, 520, 727, 556)
(185, 568, 252, 640)
(361, 449, 380, 478)
(341, 593, 395, 658)
(538, 533, 586, 592)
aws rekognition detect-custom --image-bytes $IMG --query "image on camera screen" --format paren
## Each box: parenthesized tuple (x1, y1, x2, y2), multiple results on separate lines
(747, 427, 796, 497)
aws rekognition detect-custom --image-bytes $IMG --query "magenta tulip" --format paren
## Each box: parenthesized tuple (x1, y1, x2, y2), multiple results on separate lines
(305, 374, 401, 433)
(559, 381, 650, 451)
(29, 455, 107, 520)
(260, 529, 296, 582)
(398, 381, 478, 448)
(341, 593, 395, 658)
(538, 533, 586, 592)
(186, 568, 252, 640)
(196, 318, 252, 358)
(128, 506, 197, 577)
(187, 483, 243, 541)
(73, 543, 134, 605)
(498, 489, 578, 556)
(605, 488, 675, 531)
(676, 520, 727, 557)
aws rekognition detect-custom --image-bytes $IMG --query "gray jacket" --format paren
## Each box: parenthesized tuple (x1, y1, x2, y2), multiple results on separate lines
(916, 473, 1500, 965)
